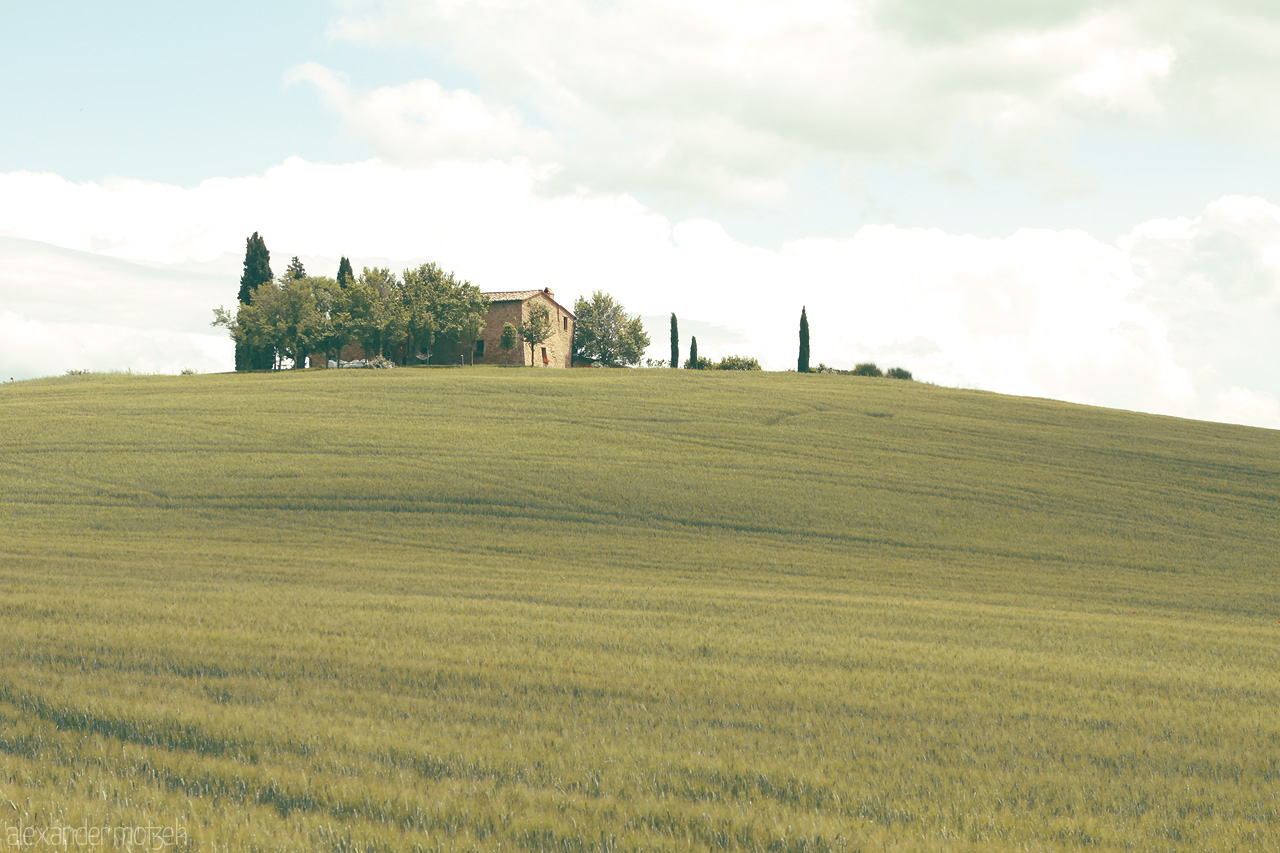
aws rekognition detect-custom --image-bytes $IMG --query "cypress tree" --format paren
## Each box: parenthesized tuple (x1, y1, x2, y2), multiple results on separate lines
(669, 313, 679, 368)
(798, 306, 810, 373)
(237, 233, 272, 304)
(337, 256, 354, 287)
(687, 336, 698, 369)
(286, 256, 307, 280)
(236, 232, 273, 371)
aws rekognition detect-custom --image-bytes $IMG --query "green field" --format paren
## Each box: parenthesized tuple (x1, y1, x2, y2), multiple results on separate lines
(1, 369, 1277, 851)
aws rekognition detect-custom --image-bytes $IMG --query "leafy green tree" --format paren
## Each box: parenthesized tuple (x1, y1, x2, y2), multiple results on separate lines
(286, 256, 307, 280)
(336, 256, 354, 287)
(798, 306, 810, 373)
(355, 267, 407, 358)
(235, 232, 274, 371)
(518, 303, 554, 366)
(400, 263, 489, 364)
(572, 291, 651, 366)
(449, 284, 490, 365)
(499, 322, 519, 364)
(669, 313, 679, 368)
(277, 275, 335, 369)
(211, 305, 240, 356)
(400, 263, 440, 363)
(316, 277, 361, 365)
(215, 275, 335, 369)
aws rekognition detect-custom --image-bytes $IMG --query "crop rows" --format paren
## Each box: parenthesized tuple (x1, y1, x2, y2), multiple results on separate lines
(0, 370, 1277, 849)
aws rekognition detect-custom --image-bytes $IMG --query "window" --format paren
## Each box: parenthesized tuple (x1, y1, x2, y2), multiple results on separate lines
(474, 339, 485, 358)
(541, 347, 549, 364)
(563, 316, 568, 330)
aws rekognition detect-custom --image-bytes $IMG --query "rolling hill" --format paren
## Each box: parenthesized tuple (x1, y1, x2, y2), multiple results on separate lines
(1, 369, 1277, 850)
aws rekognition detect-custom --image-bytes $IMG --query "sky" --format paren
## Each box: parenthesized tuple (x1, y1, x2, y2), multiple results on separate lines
(2, 0, 1279, 428)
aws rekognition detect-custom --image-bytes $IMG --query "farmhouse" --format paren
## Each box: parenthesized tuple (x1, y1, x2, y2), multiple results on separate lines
(320, 287, 577, 367)
(474, 288, 576, 368)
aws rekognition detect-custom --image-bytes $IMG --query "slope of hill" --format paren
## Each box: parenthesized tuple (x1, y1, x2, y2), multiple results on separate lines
(1, 369, 1277, 850)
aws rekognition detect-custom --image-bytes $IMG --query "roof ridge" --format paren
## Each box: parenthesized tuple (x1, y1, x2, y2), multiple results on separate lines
(480, 288, 577, 319)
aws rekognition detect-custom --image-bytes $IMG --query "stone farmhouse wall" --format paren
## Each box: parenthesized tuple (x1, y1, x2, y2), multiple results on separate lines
(474, 289, 576, 368)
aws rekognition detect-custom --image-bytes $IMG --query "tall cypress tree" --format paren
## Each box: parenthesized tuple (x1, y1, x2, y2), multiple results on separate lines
(687, 336, 699, 369)
(798, 306, 810, 373)
(669, 313, 679, 368)
(236, 232, 273, 371)
(337, 256, 354, 287)
(237, 233, 273, 303)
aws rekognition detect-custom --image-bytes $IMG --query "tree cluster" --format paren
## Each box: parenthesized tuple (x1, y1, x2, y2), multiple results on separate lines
(215, 243, 488, 369)
(222, 235, 911, 379)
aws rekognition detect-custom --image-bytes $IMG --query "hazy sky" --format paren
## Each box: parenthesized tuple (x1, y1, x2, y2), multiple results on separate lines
(3, 0, 1279, 427)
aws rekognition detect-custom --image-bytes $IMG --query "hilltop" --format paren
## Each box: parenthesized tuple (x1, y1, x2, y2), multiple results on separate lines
(1, 369, 1277, 850)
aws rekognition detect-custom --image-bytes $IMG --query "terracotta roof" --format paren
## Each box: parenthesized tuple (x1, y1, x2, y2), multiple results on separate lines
(482, 289, 576, 319)
(483, 290, 545, 302)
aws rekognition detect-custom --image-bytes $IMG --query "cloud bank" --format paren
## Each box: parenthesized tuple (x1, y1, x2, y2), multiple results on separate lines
(0, 237, 232, 379)
(1, 160, 1277, 428)
(312, 0, 1280, 203)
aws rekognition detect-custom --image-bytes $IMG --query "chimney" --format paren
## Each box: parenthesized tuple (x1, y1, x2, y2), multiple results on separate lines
(543, 287, 553, 297)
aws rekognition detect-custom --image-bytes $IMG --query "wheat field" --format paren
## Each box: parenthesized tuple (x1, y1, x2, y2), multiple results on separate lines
(0, 369, 1277, 850)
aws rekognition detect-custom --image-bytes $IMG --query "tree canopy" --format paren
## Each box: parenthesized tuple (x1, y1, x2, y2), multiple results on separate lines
(572, 291, 650, 367)
(401, 263, 489, 364)
(215, 274, 336, 370)
(215, 260, 489, 368)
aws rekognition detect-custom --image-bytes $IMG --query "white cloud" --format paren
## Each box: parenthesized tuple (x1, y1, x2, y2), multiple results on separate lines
(285, 63, 557, 165)
(1209, 387, 1280, 429)
(1064, 44, 1175, 111)
(316, 0, 1280, 201)
(1, 159, 1277, 428)
(0, 310, 229, 381)
(0, 237, 233, 379)
(1120, 195, 1280, 425)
